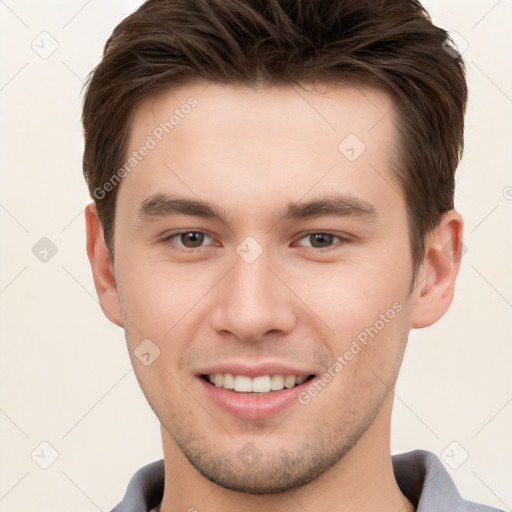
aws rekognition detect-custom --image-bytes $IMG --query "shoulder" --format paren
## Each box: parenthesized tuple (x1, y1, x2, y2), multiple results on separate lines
(110, 459, 164, 512)
(392, 450, 505, 512)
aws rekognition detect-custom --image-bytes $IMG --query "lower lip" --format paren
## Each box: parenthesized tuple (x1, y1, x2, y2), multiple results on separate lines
(198, 377, 312, 420)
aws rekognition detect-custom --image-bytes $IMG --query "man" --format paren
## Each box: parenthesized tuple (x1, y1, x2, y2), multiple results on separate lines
(81, 0, 504, 511)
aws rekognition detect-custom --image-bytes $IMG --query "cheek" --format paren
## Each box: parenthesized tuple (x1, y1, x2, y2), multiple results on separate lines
(289, 253, 409, 339)
(306, 299, 410, 418)
(117, 256, 211, 338)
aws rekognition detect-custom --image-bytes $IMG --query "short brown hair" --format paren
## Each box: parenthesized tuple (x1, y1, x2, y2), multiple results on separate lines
(82, 0, 467, 280)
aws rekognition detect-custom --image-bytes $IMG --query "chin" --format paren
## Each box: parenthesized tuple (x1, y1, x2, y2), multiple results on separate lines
(175, 433, 353, 495)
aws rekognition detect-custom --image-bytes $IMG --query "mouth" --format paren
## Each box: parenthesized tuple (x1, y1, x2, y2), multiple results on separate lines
(201, 373, 316, 395)
(196, 364, 318, 419)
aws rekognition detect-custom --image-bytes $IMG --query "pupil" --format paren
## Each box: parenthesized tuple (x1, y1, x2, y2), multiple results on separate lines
(182, 232, 204, 247)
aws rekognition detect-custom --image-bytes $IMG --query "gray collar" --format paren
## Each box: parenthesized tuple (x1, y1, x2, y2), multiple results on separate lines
(111, 450, 504, 511)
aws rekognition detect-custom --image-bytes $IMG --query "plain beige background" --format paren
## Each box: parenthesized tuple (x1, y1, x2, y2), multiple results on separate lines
(1, 1, 511, 510)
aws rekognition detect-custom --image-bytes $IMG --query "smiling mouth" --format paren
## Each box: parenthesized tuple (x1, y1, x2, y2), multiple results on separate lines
(201, 373, 316, 395)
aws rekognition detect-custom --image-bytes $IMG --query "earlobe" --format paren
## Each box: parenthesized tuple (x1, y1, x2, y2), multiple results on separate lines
(85, 203, 124, 327)
(409, 210, 464, 329)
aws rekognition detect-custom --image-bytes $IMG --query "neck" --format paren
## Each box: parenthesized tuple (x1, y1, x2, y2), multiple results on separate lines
(158, 394, 414, 512)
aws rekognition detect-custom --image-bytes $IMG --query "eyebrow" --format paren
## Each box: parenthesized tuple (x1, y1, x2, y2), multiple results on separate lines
(136, 193, 379, 225)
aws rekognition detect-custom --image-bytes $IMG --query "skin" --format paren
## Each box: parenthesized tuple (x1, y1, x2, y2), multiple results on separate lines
(86, 81, 463, 512)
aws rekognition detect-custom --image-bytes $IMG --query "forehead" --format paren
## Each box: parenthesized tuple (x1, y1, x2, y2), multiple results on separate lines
(130, 80, 396, 148)
(119, 80, 402, 224)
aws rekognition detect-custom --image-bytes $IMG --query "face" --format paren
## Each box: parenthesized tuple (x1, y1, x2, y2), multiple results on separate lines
(107, 81, 420, 493)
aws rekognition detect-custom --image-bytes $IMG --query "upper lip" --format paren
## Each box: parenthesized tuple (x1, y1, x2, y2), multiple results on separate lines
(196, 361, 316, 378)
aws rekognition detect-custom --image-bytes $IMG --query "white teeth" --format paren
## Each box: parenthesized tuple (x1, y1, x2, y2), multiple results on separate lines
(270, 375, 284, 390)
(234, 375, 253, 392)
(206, 373, 310, 393)
(284, 375, 296, 388)
(252, 375, 271, 393)
(223, 373, 234, 390)
(296, 375, 307, 385)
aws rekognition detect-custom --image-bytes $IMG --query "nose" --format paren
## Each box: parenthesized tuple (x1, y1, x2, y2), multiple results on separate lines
(210, 249, 298, 343)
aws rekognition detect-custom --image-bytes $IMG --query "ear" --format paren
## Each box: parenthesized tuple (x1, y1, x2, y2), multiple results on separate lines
(409, 209, 464, 329)
(85, 203, 124, 327)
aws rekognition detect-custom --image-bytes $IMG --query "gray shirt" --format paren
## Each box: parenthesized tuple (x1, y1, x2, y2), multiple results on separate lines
(111, 450, 504, 511)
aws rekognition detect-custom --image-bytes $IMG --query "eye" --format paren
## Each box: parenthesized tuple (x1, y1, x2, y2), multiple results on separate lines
(165, 231, 215, 249)
(295, 232, 347, 250)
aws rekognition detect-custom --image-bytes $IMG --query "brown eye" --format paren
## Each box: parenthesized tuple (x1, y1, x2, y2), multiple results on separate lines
(297, 232, 342, 249)
(166, 231, 213, 249)
(309, 233, 335, 248)
(180, 232, 205, 248)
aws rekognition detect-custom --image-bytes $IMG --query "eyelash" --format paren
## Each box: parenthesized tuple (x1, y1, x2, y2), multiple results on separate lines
(163, 230, 350, 252)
